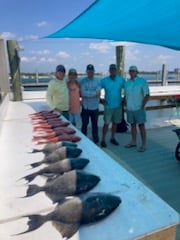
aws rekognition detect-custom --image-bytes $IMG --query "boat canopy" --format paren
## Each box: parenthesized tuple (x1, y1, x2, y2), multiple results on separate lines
(46, 0, 180, 50)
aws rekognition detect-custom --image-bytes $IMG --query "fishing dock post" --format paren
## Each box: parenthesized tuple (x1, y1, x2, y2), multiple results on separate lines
(162, 64, 168, 86)
(0, 39, 10, 100)
(116, 45, 125, 76)
(7, 40, 22, 101)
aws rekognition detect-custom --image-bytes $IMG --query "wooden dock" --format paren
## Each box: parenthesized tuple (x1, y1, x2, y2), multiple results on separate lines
(0, 95, 179, 240)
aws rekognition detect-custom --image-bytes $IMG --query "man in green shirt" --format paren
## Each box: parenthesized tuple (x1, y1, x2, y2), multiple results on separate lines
(46, 65, 69, 119)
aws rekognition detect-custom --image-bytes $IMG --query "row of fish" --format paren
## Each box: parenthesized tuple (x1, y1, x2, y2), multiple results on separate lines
(30, 110, 81, 144)
(15, 110, 121, 239)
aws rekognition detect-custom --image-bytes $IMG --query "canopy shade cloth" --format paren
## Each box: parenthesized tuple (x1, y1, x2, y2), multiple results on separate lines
(47, 0, 180, 50)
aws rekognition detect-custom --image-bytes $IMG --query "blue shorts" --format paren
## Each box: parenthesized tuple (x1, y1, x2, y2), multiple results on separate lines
(104, 107, 122, 124)
(127, 109, 146, 124)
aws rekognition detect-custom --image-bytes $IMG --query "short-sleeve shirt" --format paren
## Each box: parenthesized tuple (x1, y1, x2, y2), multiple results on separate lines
(101, 76, 125, 109)
(125, 76, 150, 111)
(46, 78, 69, 111)
(80, 77, 101, 110)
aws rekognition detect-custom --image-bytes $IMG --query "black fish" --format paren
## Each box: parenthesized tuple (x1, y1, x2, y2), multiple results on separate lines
(30, 141, 78, 155)
(30, 146, 82, 168)
(21, 158, 89, 183)
(16, 193, 121, 238)
(23, 170, 100, 203)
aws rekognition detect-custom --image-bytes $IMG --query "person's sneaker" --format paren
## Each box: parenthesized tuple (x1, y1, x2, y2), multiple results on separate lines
(110, 138, 119, 146)
(101, 141, 107, 148)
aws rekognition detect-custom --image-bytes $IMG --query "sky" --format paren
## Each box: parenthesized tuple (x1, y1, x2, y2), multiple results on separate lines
(0, 0, 180, 74)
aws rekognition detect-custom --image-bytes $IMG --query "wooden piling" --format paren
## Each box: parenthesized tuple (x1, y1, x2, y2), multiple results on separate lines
(6, 40, 22, 101)
(161, 64, 167, 86)
(116, 45, 125, 76)
(0, 39, 10, 97)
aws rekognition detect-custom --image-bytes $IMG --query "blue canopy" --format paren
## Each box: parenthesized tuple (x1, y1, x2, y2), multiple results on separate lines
(47, 0, 180, 50)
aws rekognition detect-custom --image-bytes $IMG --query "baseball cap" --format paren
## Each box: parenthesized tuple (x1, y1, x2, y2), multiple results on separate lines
(86, 64, 95, 72)
(68, 68, 77, 74)
(109, 64, 117, 70)
(129, 65, 138, 72)
(56, 64, 66, 73)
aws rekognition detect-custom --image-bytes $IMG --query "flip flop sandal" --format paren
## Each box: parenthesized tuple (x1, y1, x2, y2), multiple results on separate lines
(137, 146, 146, 152)
(124, 144, 137, 148)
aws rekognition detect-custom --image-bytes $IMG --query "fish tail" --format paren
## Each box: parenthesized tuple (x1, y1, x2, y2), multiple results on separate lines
(24, 173, 37, 183)
(30, 149, 42, 153)
(30, 161, 42, 168)
(12, 214, 45, 235)
(26, 184, 41, 197)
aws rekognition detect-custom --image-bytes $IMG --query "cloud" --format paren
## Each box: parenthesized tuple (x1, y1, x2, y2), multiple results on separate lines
(56, 51, 70, 58)
(157, 55, 173, 60)
(30, 50, 51, 55)
(18, 35, 39, 42)
(89, 41, 112, 53)
(20, 56, 37, 63)
(89, 40, 137, 53)
(0, 32, 16, 39)
(36, 21, 47, 27)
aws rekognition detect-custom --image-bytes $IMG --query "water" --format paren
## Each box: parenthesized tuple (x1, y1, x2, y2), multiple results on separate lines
(21, 73, 180, 91)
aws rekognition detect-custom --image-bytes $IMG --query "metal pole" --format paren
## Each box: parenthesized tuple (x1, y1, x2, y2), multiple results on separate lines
(6, 40, 22, 101)
(116, 45, 125, 76)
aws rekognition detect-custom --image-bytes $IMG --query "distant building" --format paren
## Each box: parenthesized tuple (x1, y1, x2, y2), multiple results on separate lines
(174, 68, 180, 73)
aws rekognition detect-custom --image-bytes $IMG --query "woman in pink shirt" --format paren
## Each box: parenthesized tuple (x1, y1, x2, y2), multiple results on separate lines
(67, 68, 81, 127)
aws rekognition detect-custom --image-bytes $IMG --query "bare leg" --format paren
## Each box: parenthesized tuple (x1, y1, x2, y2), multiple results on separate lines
(101, 123, 109, 142)
(130, 123, 137, 145)
(138, 123, 146, 148)
(111, 123, 117, 139)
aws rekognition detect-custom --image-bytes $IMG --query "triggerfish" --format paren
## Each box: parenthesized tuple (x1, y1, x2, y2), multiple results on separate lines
(30, 141, 78, 155)
(16, 193, 121, 239)
(23, 170, 100, 203)
(30, 146, 82, 168)
(21, 158, 89, 183)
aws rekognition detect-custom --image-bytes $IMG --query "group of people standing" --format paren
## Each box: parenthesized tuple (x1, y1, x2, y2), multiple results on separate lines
(46, 63, 149, 152)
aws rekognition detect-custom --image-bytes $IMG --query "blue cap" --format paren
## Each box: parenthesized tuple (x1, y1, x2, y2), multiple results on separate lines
(129, 65, 138, 72)
(109, 64, 117, 70)
(86, 64, 95, 72)
(68, 68, 77, 74)
(56, 65, 66, 73)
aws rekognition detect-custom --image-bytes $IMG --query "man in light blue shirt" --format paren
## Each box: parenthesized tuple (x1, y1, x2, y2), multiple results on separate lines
(124, 66, 149, 152)
(100, 64, 125, 148)
(80, 64, 101, 144)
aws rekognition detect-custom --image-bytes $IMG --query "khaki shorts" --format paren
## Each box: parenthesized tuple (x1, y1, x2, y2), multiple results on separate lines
(127, 109, 146, 124)
(104, 107, 122, 124)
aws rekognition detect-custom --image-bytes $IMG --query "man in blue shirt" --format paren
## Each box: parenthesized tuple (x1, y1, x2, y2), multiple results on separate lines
(124, 66, 149, 152)
(100, 64, 125, 148)
(80, 64, 101, 144)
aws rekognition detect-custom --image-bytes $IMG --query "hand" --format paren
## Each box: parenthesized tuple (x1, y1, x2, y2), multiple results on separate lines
(100, 99, 107, 105)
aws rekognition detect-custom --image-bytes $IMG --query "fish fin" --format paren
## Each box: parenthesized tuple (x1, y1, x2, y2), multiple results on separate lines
(12, 214, 45, 236)
(45, 192, 65, 204)
(29, 149, 42, 153)
(23, 173, 37, 183)
(30, 161, 42, 168)
(25, 184, 41, 197)
(52, 221, 79, 239)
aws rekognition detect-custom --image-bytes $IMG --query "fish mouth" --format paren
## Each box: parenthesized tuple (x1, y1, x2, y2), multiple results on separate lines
(76, 171, 101, 193)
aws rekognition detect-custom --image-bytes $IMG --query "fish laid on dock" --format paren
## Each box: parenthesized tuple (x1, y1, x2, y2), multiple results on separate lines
(30, 141, 78, 155)
(29, 146, 82, 168)
(21, 158, 90, 183)
(23, 170, 101, 203)
(16, 193, 121, 239)
(32, 127, 76, 141)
